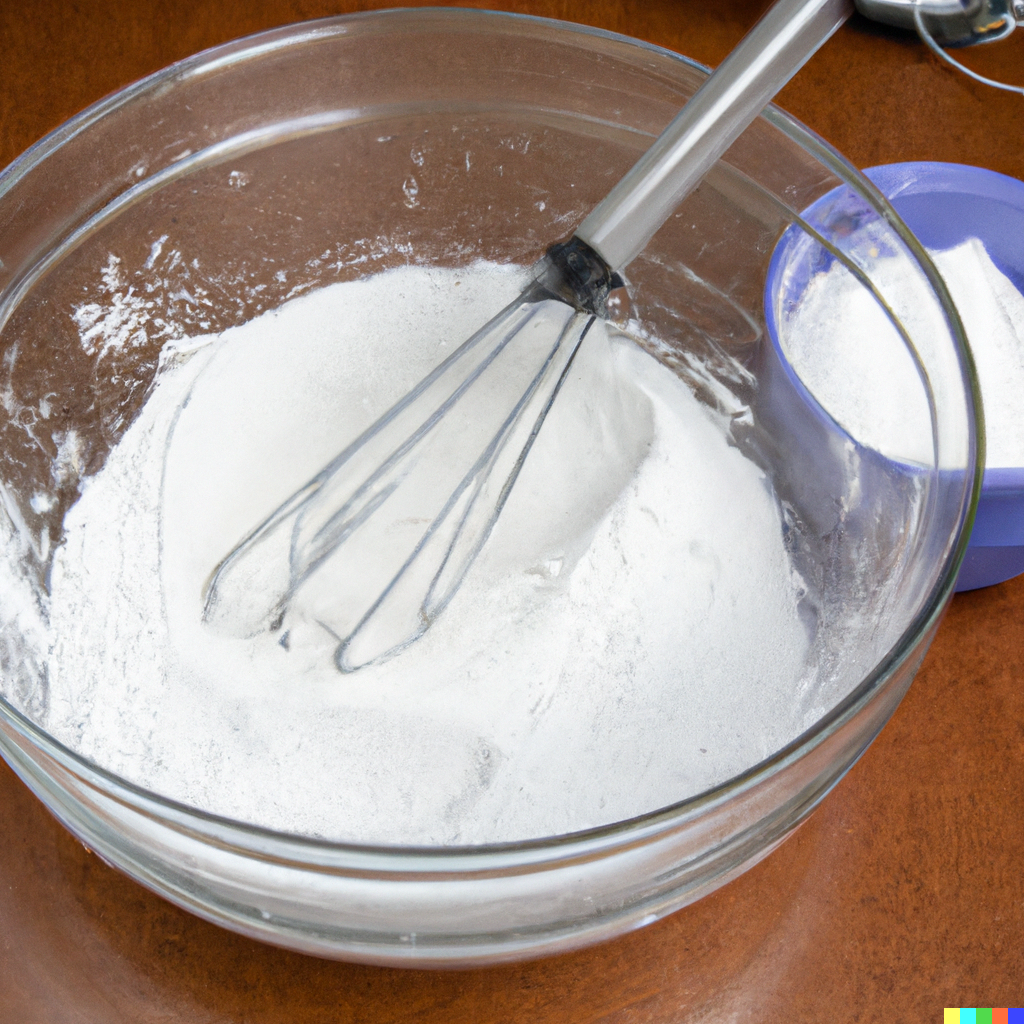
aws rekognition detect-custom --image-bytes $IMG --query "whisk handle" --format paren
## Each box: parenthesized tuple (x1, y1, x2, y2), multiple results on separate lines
(575, 0, 853, 272)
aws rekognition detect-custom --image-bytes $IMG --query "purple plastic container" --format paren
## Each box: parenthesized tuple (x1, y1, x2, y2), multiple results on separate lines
(765, 161, 1024, 592)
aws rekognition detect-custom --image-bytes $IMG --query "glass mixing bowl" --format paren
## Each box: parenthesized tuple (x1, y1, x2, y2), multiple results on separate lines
(0, 9, 980, 966)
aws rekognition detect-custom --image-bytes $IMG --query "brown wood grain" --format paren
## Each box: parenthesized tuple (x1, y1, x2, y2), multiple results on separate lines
(1, 1, 1022, 1021)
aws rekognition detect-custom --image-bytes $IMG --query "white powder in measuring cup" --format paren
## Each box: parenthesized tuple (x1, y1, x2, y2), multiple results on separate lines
(782, 236, 1024, 468)
(43, 262, 812, 845)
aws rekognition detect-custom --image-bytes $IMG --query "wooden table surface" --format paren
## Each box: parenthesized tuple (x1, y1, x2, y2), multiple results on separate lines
(1, 2, 1022, 1021)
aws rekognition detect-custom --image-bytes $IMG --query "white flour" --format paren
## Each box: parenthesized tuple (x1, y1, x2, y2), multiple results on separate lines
(781, 236, 1024, 468)
(42, 262, 811, 845)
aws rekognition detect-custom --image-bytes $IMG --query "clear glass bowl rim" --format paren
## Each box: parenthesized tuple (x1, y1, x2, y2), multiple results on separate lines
(0, 5, 983, 870)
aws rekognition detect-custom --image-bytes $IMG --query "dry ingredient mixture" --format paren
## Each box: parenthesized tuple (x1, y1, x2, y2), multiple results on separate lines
(782, 236, 1024, 467)
(41, 262, 813, 845)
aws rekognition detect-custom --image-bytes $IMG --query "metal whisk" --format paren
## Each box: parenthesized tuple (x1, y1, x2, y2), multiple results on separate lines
(202, 0, 855, 671)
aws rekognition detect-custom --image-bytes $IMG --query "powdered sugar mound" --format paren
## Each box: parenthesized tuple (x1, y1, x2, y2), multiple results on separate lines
(945, 238, 1024, 469)
(781, 237, 1024, 469)
(44, 262, 811, 845)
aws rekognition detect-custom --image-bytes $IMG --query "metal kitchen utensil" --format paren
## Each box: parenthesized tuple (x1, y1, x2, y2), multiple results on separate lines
(202, 0, 855, 671)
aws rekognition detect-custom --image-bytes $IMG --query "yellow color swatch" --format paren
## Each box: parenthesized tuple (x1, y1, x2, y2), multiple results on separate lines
(946, 1011, 961, 1024)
